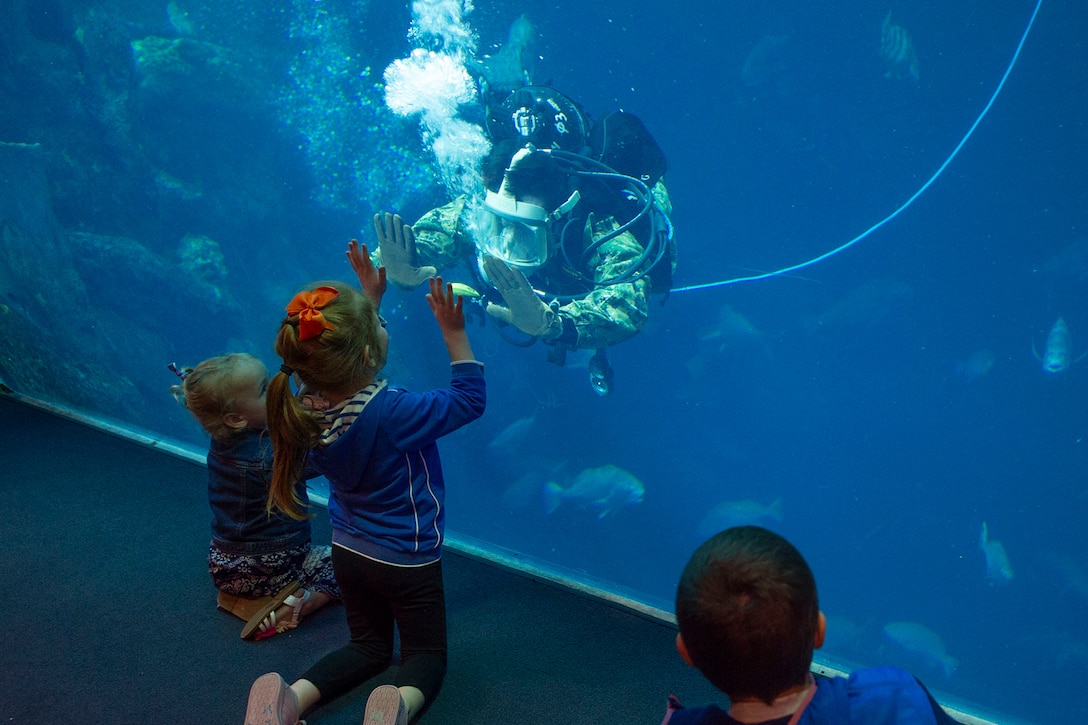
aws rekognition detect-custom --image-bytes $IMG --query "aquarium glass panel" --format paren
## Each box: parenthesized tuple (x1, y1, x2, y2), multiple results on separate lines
(0, 1, 1078, 722)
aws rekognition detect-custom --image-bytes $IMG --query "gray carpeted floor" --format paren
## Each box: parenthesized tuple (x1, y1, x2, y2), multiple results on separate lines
(0, 394, 722, 723)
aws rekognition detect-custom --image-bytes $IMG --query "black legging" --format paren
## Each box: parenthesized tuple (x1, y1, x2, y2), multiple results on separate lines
(300, 546, 447, 705)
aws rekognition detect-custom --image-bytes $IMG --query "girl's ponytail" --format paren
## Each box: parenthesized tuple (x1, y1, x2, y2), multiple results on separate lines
(266, 349, 320, 520)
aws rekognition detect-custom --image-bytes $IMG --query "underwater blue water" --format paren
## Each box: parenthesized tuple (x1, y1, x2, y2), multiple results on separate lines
(1, 0, 1084, 721)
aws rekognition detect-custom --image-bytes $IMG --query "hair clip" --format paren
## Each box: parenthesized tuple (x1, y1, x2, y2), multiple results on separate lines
(168, 362, 190, 380)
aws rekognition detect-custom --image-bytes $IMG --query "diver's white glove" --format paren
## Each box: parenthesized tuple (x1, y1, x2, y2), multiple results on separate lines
(483, 256, 563, 340)
(373, 212, 436, 289)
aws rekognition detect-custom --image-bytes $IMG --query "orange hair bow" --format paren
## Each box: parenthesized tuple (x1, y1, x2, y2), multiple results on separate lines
(287, 286, 339, 341)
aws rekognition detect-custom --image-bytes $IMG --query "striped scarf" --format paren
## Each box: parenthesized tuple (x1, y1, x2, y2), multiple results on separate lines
(315, 380, 388, 446)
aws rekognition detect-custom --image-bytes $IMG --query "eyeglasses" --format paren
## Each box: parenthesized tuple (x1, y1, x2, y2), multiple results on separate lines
(378, 315, 387, 329)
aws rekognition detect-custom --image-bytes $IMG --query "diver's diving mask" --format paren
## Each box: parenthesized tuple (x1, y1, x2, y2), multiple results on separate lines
(478, 146, 581, 270)
(479, 189, 580, 271)
(480, 190, 552, 270)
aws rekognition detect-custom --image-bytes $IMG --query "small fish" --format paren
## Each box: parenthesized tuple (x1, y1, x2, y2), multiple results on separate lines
(488, 414, 536, 451)
(1035, 239, 1088, 285)
(542, 464, 644, 519)
(696, 497, 783, 540)
(449, 282, 481, 299)
(166, 0, 195, 36)
(473, 14, 535, 92)
(883, 621, 958, 678)
(501, 471, 545, 511)
(880, 11, 920, 82)
(740, 34, 792, 88)
(697, 304, 761, 343)
(1033, 630, 1088, 668)
(823, 614, 870, 652)
(1033, 317, 1087, 373)
(955, 349, 995, 382)
(979, 521, 1014, 584)
(809, 279, 914, 333)
(588, 349, 613, 396)
(1042, 552, 1088, 603)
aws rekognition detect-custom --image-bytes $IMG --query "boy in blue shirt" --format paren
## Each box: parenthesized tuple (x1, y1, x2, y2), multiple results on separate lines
(663, 526, 960, 725)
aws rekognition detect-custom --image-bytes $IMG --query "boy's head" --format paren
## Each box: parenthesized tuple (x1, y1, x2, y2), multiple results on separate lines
(674, 526, 825, 705)
(172, 353, 269, 438)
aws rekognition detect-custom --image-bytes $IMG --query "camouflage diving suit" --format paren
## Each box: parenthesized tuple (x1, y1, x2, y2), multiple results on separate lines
(404, 182, 673, 352)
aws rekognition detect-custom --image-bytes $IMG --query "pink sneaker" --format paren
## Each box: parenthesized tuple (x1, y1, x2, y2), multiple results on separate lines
(362, 685, 407, 725)
(244, 673, 303, 725)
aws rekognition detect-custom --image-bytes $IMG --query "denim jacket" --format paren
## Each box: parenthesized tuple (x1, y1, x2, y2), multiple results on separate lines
(207, 428, 311, 555)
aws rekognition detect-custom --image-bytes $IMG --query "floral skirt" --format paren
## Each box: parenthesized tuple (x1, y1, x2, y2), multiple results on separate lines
(208, 540, 340, 600)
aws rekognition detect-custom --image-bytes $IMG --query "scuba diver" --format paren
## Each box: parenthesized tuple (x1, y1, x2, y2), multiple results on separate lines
(374, 85, 675, 395)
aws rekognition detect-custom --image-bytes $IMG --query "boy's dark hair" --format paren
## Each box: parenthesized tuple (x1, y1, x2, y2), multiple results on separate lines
(675, 526, 819, 704)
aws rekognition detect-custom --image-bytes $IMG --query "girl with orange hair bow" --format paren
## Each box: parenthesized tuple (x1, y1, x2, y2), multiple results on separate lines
(244, 241, 486, 725)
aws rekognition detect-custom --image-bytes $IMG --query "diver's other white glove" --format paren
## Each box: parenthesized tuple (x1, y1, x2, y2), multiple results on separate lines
(483, 256, 563, 340)
(373, 212, 436, 289)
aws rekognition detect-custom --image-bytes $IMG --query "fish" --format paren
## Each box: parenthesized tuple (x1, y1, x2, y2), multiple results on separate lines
(695, 497, 783, 540)
(167, 0, 195, 36)
(955, 349, 995, 382)
(542, 464, 645, 519)
(882, 621, 958, 678)
(501, 459, 566, 511)
(880, 11, 920, 82)
(740, 34, 792, 88)
(807, 279, 914, 333)
(473, 14, 536, 92)
(448, 282, 481, 299)
(588, 349, 613, 397)
(1033, 317, 1087, 373)
(501, 471, 545, 511)
(488, 414, 536, 451)
(697, 304, 762, 343)
(1034, 239, 1088, 286)
(448, 282, 485, 326)
(1042, 551, 1088, 603)
(1032, 630, 1088, 668)
(823, 614, 870, 653)
(979, 521, 1014, 584)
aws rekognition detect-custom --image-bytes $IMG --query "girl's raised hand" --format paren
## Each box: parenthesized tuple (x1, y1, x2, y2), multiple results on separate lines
(426, 276, 465, 333)
(347, 238, 387, 305)
(427, 276, 475, 362)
